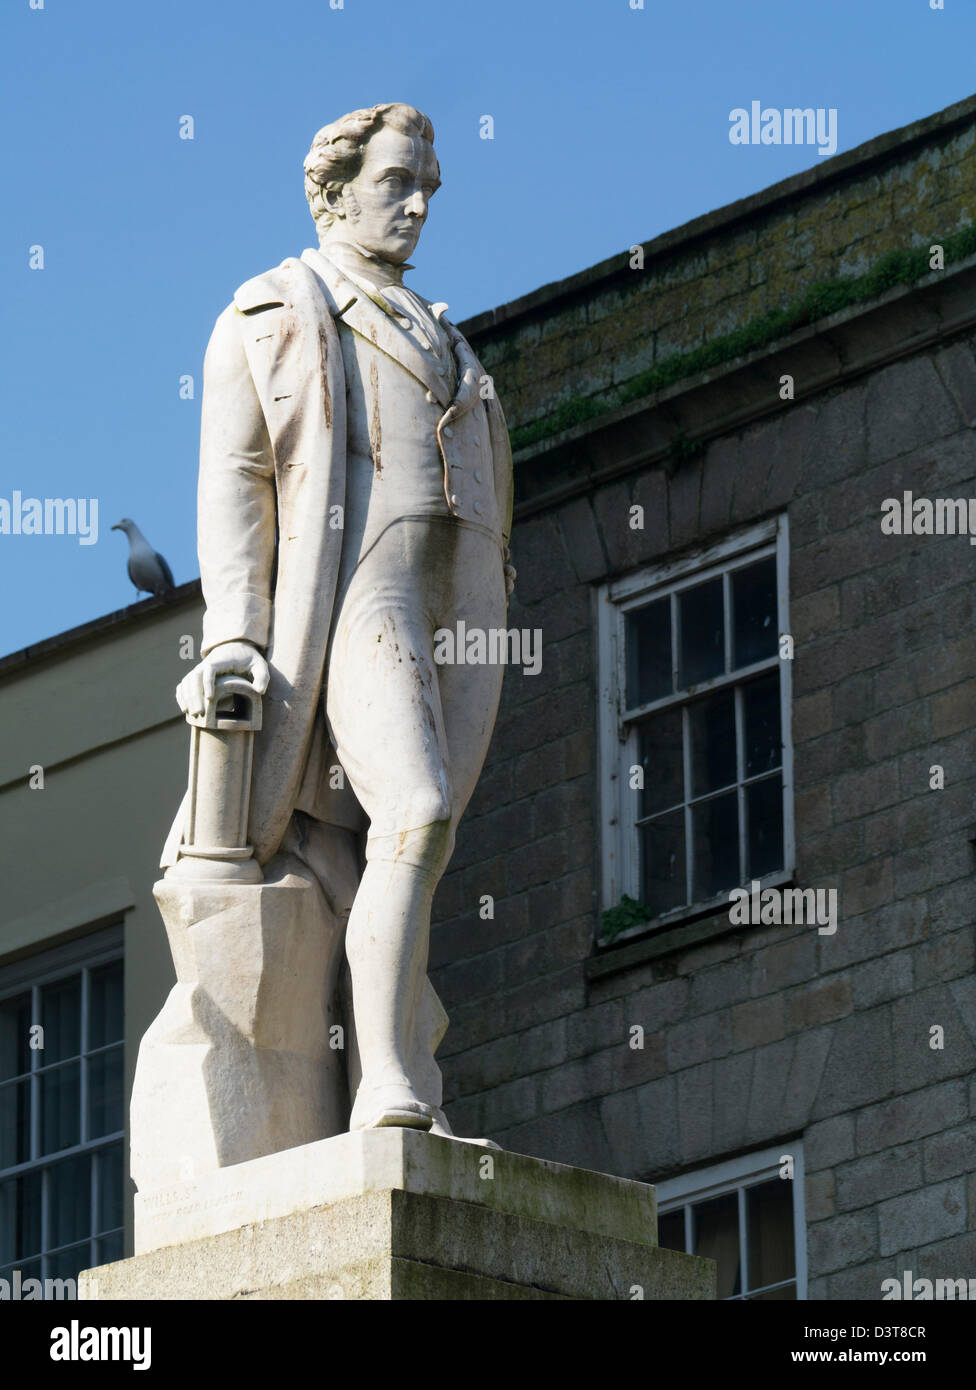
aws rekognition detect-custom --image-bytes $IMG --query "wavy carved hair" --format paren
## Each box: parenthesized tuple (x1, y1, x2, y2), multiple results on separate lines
(303, 103, 437, 234)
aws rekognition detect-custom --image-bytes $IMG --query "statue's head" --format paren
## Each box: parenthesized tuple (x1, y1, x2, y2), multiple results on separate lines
(304, 103, 440, 264)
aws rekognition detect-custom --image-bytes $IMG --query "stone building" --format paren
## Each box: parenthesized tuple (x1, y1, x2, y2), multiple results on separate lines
(1, 93, 974, 1298)
(431, 92, 976, 1300)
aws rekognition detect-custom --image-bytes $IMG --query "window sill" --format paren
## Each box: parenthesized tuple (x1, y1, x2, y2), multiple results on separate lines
(589, 868, 794, 982)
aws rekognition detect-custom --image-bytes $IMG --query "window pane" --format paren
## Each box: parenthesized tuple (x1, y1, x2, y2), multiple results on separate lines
(637, 709, 683, 818)
(640, 810, 686, 917)
(626, 598, 672, 706)
(0, 1171, 42, 1263)
(678, 578, 724, 689)
(747, 775, 784, 879)
(732, 556, 777, 668)
(41, 977, 81, 1065)
(691, 791, 739, 900)
(41, 1061, 81, 1153)
(0, 1256, 43, 1289)
(693, 1193, 741, 1298)
(744, 672, 781, 776)
(747, 1178, 795, 1292)
(658, 1209, 686, 1253)
(89, 962, 123, 1050)
(689, 689, 736, 798)
(48, 1240, 91, 1287)
(48, 1152, 92, 1250)
(749, 1283, 796, 1301)
(0, 993, 32, 1082)
(96, 1143, 124, 1234)
(96, 1231, 124, 1266)
(88, 1048, 123, 1139)
(0, 1079, 31, 1168)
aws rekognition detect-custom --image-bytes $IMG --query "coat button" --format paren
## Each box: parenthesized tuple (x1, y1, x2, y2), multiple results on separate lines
(442, 425, 453, 438)
(473, 469, 483, 483)
(449, 493, 460, 506)
(396, 315, 412, 329)
(426, 390, 437, 404)
(473, 501, 483, 515)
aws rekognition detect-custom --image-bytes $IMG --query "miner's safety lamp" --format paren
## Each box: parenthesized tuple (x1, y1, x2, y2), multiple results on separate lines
(169, 675, 263, 883)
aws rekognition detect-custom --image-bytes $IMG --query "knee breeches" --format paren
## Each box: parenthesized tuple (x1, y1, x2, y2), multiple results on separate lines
(325, 517, 507, 868)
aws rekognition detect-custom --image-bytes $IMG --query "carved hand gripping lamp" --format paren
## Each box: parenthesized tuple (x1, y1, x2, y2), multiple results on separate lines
(168, 676, 263, 883)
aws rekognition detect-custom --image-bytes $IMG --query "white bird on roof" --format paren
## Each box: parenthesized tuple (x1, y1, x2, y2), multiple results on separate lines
(111, 518, 175, 598)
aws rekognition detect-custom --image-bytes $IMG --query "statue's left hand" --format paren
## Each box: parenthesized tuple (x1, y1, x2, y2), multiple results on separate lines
(175, 640, 271, 720)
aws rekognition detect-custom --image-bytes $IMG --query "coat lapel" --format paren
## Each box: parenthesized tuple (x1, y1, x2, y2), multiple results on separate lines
(301, 246, 453, 409)
(235, 256, 350, 865)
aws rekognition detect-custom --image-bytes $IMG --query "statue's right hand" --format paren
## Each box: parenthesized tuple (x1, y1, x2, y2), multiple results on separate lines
(175, 641, 271, 719)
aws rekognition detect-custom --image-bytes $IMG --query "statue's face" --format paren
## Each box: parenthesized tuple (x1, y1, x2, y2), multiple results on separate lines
(326, 126, 440, 262)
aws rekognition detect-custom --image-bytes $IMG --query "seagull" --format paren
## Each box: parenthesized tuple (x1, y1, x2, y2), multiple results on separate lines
(111, 518, 176, 598)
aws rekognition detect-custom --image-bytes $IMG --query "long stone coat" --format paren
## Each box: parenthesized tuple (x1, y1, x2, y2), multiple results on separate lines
(163, 248, 514, 868)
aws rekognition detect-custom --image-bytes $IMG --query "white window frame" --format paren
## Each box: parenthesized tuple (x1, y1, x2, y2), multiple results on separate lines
(656, 1142, 808, 1300)
(597, 516, 794, 939)
(0, 925, 124, 1287)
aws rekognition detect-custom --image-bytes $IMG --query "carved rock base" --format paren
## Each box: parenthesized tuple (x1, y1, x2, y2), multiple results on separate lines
(129, 869, 348, 1193)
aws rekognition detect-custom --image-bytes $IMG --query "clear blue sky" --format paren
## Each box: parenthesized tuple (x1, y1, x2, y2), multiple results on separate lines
(2, 0, 973, 657)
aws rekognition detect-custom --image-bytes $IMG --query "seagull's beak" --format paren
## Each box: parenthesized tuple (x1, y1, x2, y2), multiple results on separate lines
(111, 523, 122, 531)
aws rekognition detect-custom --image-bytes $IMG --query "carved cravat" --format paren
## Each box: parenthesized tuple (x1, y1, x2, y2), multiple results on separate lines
(323, 239, 453, 369)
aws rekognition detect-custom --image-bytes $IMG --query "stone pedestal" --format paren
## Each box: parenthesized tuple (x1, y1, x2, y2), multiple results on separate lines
(80, 1129, 714, 1301)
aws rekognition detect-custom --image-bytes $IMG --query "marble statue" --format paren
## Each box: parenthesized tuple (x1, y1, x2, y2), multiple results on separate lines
(133, 104, 515, 1183)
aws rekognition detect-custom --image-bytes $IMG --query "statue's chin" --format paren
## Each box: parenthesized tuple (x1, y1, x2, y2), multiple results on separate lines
(320, 228, 419, 265)
(380, 247, 417, 266)
(370, 234, 420, 264)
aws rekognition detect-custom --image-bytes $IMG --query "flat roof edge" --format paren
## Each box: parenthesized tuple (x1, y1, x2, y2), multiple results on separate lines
(0, 579, 203, 678)
(459, 92, 976, 339)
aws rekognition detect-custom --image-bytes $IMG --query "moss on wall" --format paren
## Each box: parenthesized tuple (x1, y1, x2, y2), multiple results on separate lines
(510, 225, 976, 453)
